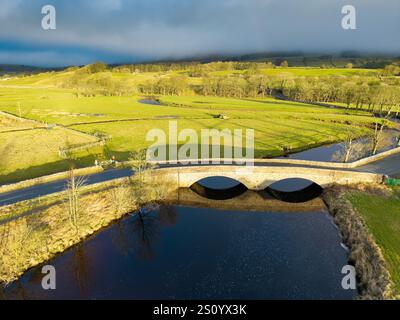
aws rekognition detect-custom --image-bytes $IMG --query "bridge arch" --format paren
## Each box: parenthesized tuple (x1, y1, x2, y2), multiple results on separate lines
(190, 177, 248, 200)
(172, 166, 334, 190)
(189, 177, 323, 202)
(265, 178, 323, 203)
(182, 171, 255, 190)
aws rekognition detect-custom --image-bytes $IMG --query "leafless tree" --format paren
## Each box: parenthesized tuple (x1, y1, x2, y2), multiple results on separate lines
(65, 169, 86, 234)
(110, 183, 133, 217)
(332, 128, 369, 163)
(371, 104, 395, 155)
(128, 149, 156, 209)
(333, 139, 370, 163)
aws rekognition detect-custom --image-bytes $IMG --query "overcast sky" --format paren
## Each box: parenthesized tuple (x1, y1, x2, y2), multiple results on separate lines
(0, 0, 399, 66)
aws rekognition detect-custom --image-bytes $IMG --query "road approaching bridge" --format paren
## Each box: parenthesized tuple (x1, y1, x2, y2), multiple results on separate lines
(356, 152, 400, 177)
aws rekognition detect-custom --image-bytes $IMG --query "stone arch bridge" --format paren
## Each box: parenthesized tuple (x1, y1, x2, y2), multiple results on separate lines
(148, 165, 384, 191)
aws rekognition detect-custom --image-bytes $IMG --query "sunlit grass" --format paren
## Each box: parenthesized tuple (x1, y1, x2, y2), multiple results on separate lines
(347, 188, 400, 296)
(0, 70, 380, 184)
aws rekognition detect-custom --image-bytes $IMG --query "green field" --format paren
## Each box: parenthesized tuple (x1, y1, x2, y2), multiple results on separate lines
(348, 188, 400, 296)
(0, 65, 390, 184)
(0, 114, 98, 183)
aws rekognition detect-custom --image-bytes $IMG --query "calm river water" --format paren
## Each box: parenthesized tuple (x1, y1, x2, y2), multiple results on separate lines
(2, 201, 356, 300)
(2, 173, 358, 300)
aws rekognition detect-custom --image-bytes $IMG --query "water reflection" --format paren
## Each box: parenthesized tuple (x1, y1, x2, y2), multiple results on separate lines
(265, 183, 323, 203)
(268, 178, 314, 192)
(265, 178, 323, 203)
(177, 188, 325, 213)
(283, 129, 399, 162)
(111, 205, 178, 261)
(71, 245, 89, 295)
(2, 200, 356, 300)
(190, 183, 247, 200)
(190, 177, 322, 203)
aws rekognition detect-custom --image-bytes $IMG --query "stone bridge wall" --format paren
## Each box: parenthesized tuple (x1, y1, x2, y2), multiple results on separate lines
(148, 165, 384, 191)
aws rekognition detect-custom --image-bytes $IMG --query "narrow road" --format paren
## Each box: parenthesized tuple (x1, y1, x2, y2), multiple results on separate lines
(356, 153, 400, 176)
(0, 168, 132, 207)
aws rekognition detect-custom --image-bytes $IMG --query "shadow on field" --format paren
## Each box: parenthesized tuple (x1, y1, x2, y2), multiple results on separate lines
(0, 155, 98, 185)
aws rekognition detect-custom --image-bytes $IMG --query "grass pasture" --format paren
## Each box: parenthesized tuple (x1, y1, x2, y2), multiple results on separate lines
(0, 114, 98, 183)
(0, 68, 384, 184)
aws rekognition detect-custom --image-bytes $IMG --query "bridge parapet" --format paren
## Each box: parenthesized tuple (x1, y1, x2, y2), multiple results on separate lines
(147, 146, 400, 170)
(147, 165, 384, 191)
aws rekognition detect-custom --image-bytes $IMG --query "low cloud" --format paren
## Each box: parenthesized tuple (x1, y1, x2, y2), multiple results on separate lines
(0, 0, 399, 66)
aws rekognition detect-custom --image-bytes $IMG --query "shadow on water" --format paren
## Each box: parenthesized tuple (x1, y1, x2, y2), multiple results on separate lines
(189, 177, 323, 203)
(176, 188, 326, 213)
(263, 184, 323, 203)
(264, 178, 323, 203)
(190, 176, 248, 200)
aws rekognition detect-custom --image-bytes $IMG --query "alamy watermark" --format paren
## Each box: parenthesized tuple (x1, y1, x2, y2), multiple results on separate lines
(41, 265, 56, 290)
(146, 121, 255, 166)
(41, 5, 56, 30)
(38, 4, 357, 36)
(341, 265, 357, 290)
(40, 4, 357, 32)
(342, 5, 357, 30)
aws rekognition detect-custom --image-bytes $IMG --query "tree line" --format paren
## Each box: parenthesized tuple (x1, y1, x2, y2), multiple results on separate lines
(59, 62, 400, 113)
(112, 61, 277, 74)
(282, 76, 400, 113)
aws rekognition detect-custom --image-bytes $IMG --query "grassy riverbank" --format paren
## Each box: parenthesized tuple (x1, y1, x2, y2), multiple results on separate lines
(347, 187, 400, 298)
(0, 172, 174, 284)
(323, 186, 393, 299)
(323, 184, 400, 299)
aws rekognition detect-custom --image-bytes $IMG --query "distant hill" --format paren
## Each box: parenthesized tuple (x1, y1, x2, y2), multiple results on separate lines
(114, 51, 397, 69)
(1, 51, 398, 72)
(0, 64, 61, 75)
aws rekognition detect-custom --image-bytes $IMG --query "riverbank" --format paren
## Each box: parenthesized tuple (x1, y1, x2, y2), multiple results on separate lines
(347, 186, 400, 299)
(0, 174, 174, 285)
(323, 185, 399, 299)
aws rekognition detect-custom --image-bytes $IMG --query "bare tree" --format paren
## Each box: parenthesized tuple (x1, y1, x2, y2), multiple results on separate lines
(333, 137, 370, 163)
(128, 149, 157, 209)
(129, 150, 154, 185)
(65, 169, 86, 234)
(334, 131, 357, 163)
(371, 104, 395, 155)
(110, 183, 133, 217)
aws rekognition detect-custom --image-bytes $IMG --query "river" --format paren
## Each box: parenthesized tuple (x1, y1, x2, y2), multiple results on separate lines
(2, 175, 357, 300)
